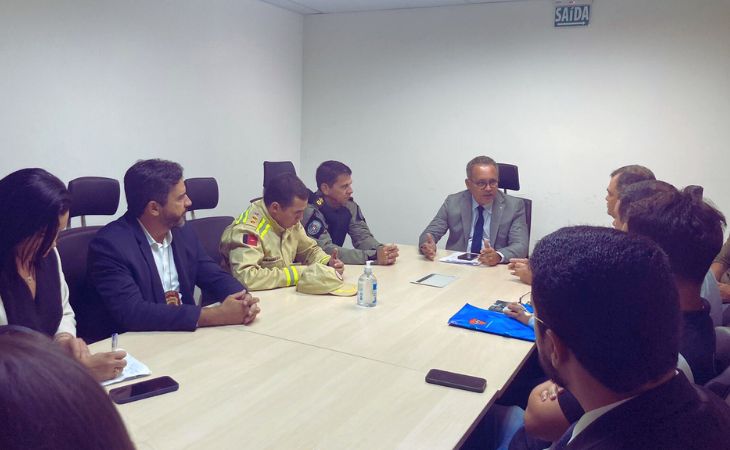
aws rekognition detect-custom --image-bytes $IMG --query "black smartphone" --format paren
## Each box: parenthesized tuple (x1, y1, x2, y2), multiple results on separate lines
(109, 376, 179, 404)
(457, 252, 479, 261)
(488, 300, 509, 312)
(425, 369, 486, 393)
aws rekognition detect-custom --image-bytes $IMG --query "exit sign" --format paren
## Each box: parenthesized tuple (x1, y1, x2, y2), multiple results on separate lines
(555, 3, 591, 27)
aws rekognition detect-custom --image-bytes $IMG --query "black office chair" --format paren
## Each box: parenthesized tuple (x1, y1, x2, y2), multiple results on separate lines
(497, 162, 532, 237)
(57, 177, 120, 343)
(248, 160, 299, 203)
(185, 177, 234, 306)
(263, 160, 297, 189)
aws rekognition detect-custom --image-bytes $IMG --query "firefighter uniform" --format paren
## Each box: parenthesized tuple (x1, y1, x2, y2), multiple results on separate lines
(220, 199, 331, 291)
(301, 190, 381, 265)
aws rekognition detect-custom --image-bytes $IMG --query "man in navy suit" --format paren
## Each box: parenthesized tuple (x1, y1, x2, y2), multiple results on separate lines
(88, 159, 259, 334)
(529, 226, 730, 449)
(418, 156, 528, 266)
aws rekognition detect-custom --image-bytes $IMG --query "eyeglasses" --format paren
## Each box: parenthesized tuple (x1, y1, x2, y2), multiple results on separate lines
(518, 291, 531, 306)
(519, 291, 548, 329)
(469, 178, 499, 190)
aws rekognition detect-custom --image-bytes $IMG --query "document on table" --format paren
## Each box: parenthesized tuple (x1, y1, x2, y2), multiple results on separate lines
(411, 273, 457, 288)
(439, 252, 481, 266)
(101, 353, 151, 386)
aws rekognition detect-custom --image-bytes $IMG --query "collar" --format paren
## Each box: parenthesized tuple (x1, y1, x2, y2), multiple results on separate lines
(137, 218, 173, 248)
(470, 196, 493, 214)
(311, 190, 326, 208)
(253, 199, 286, 234)
(568, 370, 680, 444)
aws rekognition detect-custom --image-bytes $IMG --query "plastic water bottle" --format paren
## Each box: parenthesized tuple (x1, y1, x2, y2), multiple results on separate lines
(357, 261, 377, 307)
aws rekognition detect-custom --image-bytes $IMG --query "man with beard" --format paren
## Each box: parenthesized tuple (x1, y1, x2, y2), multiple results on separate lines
(525, 226, 730, 449)
(88, 159, 259, 334)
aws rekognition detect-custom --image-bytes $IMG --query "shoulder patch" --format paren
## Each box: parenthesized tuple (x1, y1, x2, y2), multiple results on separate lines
(247, 211, 262, 227)
(305, 217, 325, 238)
(241, 233, 259, 247)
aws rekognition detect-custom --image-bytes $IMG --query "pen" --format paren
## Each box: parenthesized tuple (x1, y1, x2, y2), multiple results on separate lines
(111, 333, 118, 352)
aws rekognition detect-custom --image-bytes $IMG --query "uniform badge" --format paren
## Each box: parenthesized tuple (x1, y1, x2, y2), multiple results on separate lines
(242, 233, 259, 246)
(315, 196, 324, 206)
(306, 218, 324, 238)
(248, 212, 261, 226)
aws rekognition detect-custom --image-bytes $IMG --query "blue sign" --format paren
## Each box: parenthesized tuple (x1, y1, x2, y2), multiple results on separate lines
(555, 4, 591, 27)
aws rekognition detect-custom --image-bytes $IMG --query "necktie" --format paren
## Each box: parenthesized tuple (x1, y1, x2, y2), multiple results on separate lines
(470, 205, 484, 254)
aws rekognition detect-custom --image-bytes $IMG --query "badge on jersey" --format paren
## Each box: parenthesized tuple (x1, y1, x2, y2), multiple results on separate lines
(242, 233, 259, 246)
(305, 217, 325, 238)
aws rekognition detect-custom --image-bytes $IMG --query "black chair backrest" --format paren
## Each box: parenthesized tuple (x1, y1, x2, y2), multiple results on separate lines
(57, 228, 114, 342)
(58, 176, 120, 342)
(497, 163, 520, 192)
(521, 197, 532, 237)
(184, 177, 236, 306)
(185, 177, 220, 212)
(67, 177, 120, 227)
(263, 161, 296, 189)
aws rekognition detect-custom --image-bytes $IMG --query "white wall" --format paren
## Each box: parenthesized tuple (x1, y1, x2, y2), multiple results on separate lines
(0, 0, 303, 223)
(301, 0, 730, 248)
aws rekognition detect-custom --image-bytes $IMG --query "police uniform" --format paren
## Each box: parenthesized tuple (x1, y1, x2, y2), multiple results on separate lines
(301, 190, 381, 265)
(220, 199, 331, 291)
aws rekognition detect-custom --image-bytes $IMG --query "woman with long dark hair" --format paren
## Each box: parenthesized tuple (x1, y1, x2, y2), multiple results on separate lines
(0, 328, 135, 449)
(0, 168, 126, 381)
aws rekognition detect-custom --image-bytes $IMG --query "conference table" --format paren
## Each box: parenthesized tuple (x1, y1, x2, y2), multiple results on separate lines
(91, 245, 534, 449)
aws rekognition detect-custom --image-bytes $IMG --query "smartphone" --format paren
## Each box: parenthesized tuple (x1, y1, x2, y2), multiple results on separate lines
(457, 252, 479, 261)
(109, 376, 179, 404)
(425, 369, 486, 393)
(488, 300, 509, 312)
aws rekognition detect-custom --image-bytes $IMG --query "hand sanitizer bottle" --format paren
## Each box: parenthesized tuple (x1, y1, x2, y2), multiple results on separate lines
(357, 261, 377, 307)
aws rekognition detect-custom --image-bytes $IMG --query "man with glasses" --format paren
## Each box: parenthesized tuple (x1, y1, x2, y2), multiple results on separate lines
(418, 155, 528, 265)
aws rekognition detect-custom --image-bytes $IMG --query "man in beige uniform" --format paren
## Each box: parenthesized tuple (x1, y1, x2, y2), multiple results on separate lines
(220, 173, 344, 291)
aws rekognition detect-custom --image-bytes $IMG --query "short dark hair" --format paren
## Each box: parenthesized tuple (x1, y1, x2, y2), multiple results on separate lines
(530, 226, 680, 393)
(316, 160, 352, 189)
(617, 180, 678, 224)
(263, 173, 310, 207)
(0, 332, 134, 450)
(610, 165, 655, 195)
(124, 159, 183, 217)
(625, 186, 726, 284)
(0, 168, 70, 272)
(466, 156, 498, 178)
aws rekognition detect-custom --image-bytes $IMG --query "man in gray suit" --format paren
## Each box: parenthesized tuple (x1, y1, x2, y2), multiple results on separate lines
(419, 156, 528, 266)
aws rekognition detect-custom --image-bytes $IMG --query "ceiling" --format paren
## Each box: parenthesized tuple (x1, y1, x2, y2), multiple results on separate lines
(259, 0, 528, 15)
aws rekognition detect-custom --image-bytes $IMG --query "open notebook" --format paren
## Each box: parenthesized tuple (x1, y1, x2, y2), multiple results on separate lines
(101, 353, 151, 387)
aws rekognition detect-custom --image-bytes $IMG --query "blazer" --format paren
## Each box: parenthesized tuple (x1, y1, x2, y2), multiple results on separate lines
(556, 372, 730, 450)
(88, 211, 244, 334)
(418, 190, 529, 261)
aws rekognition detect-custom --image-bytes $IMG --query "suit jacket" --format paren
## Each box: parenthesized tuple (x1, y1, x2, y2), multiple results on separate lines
(556, 372, 730, 450)
(87, 211, 244, 335)
(418, 190, 528, 261)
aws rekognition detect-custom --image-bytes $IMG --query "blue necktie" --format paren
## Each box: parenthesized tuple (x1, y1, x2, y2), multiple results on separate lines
(470, 205, 484, 254)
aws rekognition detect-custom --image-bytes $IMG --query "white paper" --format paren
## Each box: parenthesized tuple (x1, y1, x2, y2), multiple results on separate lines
(411, 273, 457, 288)
(101, 353, 151, 387)
(439, 252, 481, 266)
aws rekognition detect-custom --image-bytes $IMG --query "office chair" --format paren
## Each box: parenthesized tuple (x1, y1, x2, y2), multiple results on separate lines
(497, 162, 532, 237)
(185, 177, 234, 306)
(57, 177, 120, 343)
(247, 160, 299, 203)
(263, 160, 297, 189)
